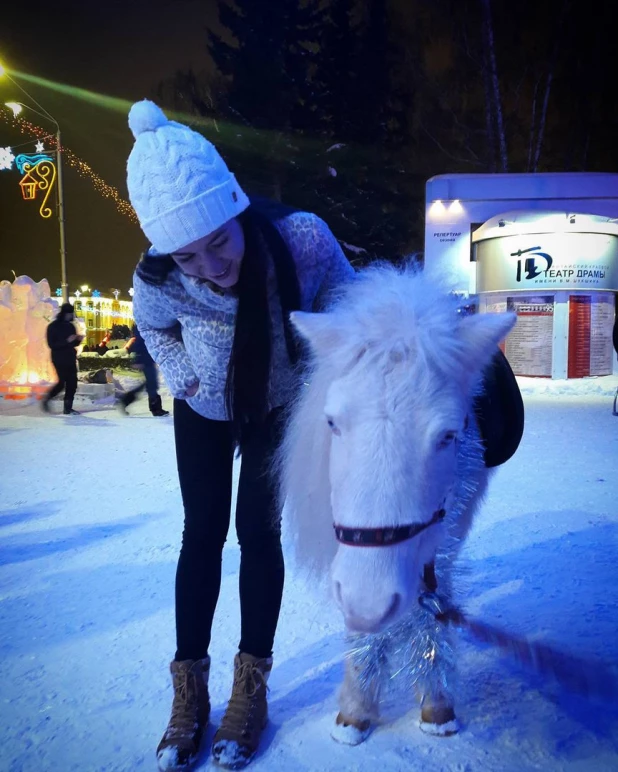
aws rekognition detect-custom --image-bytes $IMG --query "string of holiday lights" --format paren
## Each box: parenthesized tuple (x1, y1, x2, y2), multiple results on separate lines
(1, 108, 138, 223)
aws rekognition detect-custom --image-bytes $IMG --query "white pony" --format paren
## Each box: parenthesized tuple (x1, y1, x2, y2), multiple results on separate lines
(279, 264, 516, 744)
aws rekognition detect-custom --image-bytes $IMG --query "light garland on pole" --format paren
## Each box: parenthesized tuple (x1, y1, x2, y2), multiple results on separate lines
(1, 147, 58, 219)
(1, 108, 138, 223)
(1, 83, 70, 300)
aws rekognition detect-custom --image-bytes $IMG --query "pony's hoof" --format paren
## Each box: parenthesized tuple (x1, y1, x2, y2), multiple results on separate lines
(331, 713, 372, 745)
(419, 704, 460, 736)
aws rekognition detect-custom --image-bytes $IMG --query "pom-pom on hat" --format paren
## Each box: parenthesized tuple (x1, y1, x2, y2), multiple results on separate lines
(126, 100, 249, 254)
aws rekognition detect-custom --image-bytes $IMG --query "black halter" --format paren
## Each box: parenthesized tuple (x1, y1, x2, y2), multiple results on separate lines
(333, 506, 446, 547)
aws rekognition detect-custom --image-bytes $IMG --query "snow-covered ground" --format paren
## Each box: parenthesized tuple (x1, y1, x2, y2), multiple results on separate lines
(1, 377, 617, 772)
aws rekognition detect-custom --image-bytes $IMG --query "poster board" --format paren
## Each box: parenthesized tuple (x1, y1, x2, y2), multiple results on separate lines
(590, 296, 615, 375)
(504, 296, 554, 377)
(568, 294, 615, 377)
(486, 298, 508, 354)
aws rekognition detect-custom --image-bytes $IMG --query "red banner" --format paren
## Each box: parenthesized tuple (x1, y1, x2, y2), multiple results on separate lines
(568, 297, 591, 378)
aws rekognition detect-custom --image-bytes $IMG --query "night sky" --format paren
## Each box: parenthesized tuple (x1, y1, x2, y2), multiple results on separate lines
(0, 0, 219, 295)
(1, 0, 617, 296)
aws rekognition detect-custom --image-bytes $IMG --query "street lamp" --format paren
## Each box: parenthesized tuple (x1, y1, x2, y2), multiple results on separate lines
(1, 64, 69, 302)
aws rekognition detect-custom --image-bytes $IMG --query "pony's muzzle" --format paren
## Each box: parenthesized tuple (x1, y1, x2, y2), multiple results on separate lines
(334, 582, 402, 633)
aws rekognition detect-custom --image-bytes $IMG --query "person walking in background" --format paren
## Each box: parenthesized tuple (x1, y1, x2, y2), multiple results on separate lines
(126, 99, 354, 771)
(42, 302, 83, 415)
(119, 323, 169, 416)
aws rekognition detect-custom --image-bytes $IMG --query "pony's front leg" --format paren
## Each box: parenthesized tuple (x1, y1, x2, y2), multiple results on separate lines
(416, 598, 461, 736)
(331, 655, 380, 745)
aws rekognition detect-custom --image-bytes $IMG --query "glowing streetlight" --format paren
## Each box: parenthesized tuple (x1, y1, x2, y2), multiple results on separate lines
(80, 284, 90, 293)
(0, 61, 69, 302)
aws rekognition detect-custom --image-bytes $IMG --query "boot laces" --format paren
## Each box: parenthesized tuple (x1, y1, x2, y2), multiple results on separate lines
(167, 669, 199, 739)
(220, 661, 268, 737)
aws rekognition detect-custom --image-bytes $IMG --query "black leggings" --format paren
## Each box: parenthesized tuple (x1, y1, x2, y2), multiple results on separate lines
(46, 359, 78, 409)
(173, 399, 285, 662)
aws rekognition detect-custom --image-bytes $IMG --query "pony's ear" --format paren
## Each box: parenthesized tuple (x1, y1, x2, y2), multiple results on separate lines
(290, 311, 346, 353)
(457, 311, 517, 369)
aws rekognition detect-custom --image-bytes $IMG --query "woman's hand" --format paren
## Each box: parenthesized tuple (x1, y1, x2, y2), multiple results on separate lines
(185, 381, 199, 398)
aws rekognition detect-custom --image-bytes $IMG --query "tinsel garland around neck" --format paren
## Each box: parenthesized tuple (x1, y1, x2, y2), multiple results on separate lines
(344, 420, 486, 718)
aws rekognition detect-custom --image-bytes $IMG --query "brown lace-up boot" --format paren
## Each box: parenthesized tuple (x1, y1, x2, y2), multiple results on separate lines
(212, 652, 272, 769)
(156, 657, 211, 771)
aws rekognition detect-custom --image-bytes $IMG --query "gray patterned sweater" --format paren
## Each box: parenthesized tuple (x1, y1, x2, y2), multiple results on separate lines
(132, 211, 355, 420)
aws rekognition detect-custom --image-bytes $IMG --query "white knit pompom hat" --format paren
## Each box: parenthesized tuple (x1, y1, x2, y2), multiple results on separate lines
(126, 100, 250, 254)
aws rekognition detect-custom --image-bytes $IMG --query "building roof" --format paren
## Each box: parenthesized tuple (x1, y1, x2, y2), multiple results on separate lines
(472, 210, 618, 243)
(426, 172, 618, 203)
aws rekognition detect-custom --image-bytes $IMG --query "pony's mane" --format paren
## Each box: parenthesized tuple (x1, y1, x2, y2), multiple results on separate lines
(276, 263, 473, 579)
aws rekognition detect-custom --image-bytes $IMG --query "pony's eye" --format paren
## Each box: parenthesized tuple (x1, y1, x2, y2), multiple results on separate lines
(326, 417, 341, 436)
(437, 431, 458, 450)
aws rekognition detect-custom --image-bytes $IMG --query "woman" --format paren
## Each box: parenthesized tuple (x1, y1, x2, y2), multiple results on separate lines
(126, 100, 354, 771)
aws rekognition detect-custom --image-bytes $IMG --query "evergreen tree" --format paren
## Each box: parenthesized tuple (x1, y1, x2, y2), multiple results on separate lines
(205, 1, 322, 198)
(307, 0, 418, 259)
(208, 1, 293, 130)
(165, 0, 422, 261)
(160, 0, 618, 266)
(156, 66, 220, 120)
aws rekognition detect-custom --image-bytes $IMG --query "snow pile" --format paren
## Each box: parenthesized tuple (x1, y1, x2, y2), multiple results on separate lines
(517, 374, 618, 397)
(102, 348, 130, 358)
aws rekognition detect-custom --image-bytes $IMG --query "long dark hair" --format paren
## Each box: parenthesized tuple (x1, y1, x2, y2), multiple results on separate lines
(225, 201, 302, 445)
(135, 199, 302, 444)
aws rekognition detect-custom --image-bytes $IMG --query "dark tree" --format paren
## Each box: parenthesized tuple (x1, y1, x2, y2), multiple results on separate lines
(204, 0, 322, 199)
(158, 0, 618, 268)
(161, 0, 421, 261)
(400, 0, 617, 175)
(307, 0, 417, 259)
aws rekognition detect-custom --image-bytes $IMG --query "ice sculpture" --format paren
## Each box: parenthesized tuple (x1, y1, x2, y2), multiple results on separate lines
(0, 275, 58, 390)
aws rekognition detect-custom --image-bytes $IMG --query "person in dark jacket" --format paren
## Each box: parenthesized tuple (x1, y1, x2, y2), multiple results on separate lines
(119, 324, 169, 416)
(42, 302, 83, 415)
